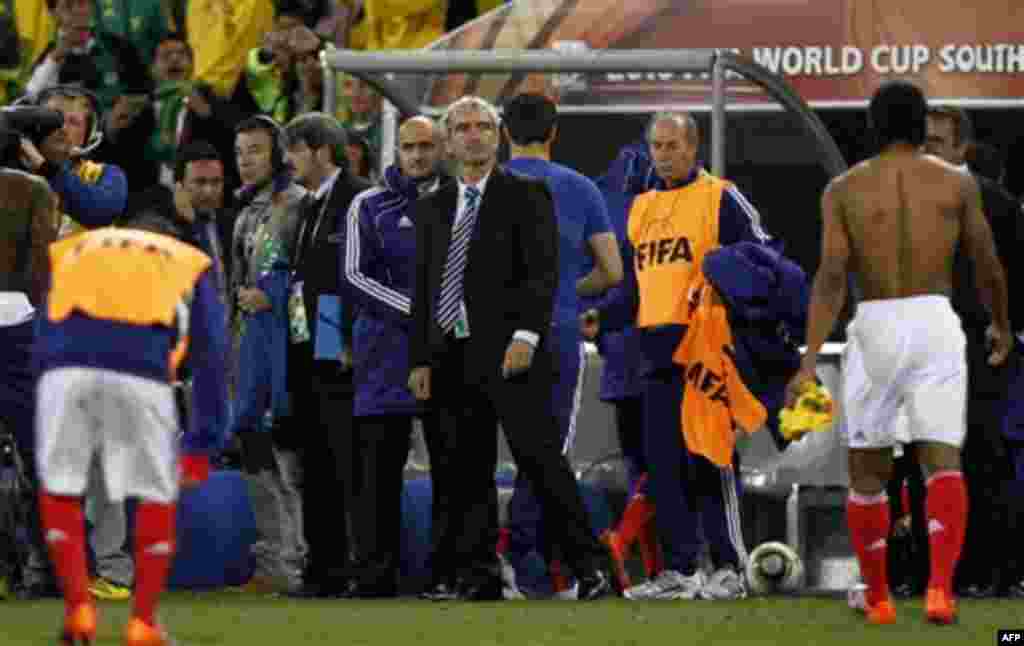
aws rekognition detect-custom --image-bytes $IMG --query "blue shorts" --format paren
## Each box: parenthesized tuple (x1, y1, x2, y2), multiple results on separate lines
(0, 319, 37, 450)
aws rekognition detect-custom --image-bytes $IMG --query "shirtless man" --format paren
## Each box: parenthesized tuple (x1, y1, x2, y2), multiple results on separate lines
(0, 163, 59, 451)
(786, 81, 1012, 626)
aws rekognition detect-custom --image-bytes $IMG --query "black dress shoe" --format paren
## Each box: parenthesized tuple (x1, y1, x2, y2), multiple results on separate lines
(958, 583, 996, 599)
(285, 582, 350, 599)
(577, 569, 614, 601)
(420, 581, 459, 601)
(455, 578, 503, 601)
(342, 581, 398, 599)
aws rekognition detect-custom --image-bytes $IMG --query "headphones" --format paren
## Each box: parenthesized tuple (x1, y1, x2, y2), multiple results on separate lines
(236, 114, 287, 174)
(15, 85, 104, 156)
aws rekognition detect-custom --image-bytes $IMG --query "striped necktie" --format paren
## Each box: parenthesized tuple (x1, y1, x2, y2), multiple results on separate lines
(437, 186, 481, 332)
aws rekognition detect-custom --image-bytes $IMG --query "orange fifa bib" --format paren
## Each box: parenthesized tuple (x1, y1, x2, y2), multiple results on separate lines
(628, 172, 728, 329)
(48, 228, 212, 328)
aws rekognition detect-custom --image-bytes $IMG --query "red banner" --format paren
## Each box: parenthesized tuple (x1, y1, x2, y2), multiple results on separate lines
(427, 0, 1024, 109)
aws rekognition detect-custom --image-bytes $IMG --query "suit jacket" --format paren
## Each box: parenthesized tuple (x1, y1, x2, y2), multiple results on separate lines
(410, 165, 558, 381)
(294, 170, 373, 352)
(952, 173, 1024, 334)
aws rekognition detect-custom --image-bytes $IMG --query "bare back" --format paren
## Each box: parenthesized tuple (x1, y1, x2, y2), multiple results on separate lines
(833, 152, 970, 300)
(0, 170, 59, 304)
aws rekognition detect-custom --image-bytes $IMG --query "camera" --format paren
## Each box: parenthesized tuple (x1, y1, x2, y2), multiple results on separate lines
(0, 106, 65, 168)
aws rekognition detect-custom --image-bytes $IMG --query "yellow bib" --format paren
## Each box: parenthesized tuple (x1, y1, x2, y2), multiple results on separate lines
(628, 171, 728, 329)
(48, 228, 211, 328)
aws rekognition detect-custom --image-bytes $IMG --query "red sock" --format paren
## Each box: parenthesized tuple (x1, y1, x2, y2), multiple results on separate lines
(496, 527, 510, 555)
(847, 491, 891, 607)
(925, 471, 968, 595)
(638, 518, 663, 577)
(133, 502, 176, 627)
(618, 493, 656, 547)
(38, 493, 90, 616)
(549, 558, 572, 593)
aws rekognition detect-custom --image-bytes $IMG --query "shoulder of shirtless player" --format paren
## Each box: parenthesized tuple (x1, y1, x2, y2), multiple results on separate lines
(828, 150, 969, 301)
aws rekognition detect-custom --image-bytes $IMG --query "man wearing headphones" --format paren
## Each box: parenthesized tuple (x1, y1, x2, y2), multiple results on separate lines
(18, 86, 127, 236)
(229, 115, 308, 592)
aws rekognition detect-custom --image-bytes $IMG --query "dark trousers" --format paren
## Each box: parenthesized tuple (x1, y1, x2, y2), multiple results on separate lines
(886, 452, 929, 594)
(612, 396, 647, 490)
(288, 353, 356, 589)
(435, 338, 603, 587)
(956, 333, 1016, 590)
(642, 368, 745, 573)
(419, 408, 459, 587)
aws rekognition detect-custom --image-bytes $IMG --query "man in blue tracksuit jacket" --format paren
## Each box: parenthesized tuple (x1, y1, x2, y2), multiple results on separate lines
(342, 116, 449, 597)
(501, 94, 623, 598)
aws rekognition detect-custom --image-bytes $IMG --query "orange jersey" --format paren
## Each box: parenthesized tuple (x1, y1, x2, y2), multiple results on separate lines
(628, 171, 729, 329)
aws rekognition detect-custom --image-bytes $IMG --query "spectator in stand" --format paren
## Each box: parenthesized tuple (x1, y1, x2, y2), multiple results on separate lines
(344, 129, 377, 182)
(340, 0, 446, 50)
(186, 0, 273, 99)
(340, 75, 382, 161)
(93, 0, 171, 66)
(0, 0, 54, 103)
(96, 32, 197, 196)
(27, 0, 151, 112)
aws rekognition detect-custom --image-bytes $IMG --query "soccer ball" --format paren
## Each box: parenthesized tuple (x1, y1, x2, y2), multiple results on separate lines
(745, 541, 805, 596)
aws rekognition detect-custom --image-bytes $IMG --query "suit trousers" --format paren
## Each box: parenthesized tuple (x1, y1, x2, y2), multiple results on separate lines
(434, 338, 604, 587)
(291, 359, 356, 589)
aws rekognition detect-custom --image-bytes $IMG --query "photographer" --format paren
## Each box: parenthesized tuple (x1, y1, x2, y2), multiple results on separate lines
(18, 87, 127, 236)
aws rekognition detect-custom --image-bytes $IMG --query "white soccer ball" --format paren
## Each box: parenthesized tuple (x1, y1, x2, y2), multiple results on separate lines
(745, 541, 805, 596)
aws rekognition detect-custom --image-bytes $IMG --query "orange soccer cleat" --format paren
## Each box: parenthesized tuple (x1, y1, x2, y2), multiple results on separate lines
(123, 618, 174, 646)
(60, 604, 97, 645)
(925, 587, 958, 625)
(865, 598, 897, 625)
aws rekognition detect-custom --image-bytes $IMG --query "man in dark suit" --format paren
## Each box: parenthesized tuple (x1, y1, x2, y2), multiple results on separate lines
(282, 112, 372, 598)
(926, 106, 1023, 597)
(407, 96, 612, 601)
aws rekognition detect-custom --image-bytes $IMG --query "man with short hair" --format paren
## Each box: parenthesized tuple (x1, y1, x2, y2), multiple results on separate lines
(173, 140, 232, 308)
(789, 81, 1012, 625)
(229, 115, 306, 593)
(925, 105, 1024, 598)
(408, 96, 613, 601)
(585, 111, 771, 602)
(344, 115, 453, 598)
(500, 92, 622, 598)
(281, 112, 370, 598)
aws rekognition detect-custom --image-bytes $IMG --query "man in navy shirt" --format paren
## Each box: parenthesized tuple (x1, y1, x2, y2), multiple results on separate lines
(501, 93, 622, 598)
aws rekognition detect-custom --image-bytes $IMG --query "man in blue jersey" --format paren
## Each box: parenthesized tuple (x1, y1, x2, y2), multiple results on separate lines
(501, 92, 623, 598)
(34, 214, 228, 646)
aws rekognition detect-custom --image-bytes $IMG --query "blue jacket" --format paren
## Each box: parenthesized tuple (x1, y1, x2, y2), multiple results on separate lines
(50, 160, 127, 227)
(588, 141, 654, 401)
(230, 268, 290, 435)
(344, 165, 439, 417)
(703, 241, 809, 450)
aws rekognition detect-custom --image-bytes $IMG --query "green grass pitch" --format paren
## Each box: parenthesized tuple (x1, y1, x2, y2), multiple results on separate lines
(0, 593, 1019, 645)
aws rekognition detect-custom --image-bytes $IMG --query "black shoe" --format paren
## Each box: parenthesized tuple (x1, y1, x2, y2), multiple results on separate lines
(891, 582, 916, 599)
(577, 569, 614, 601)
(455, 578, 503, 601)
(1005, 581, 1024, 598)
(420, 581, 459, 602)
(958, 583, 996, 599)
(285, 581, 350, 599)
(341, 580, 398, 599)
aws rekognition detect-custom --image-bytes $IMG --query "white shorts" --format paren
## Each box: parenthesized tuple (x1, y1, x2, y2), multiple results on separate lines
(842, 295, 967, 450)
(36, 367, 180, 504)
